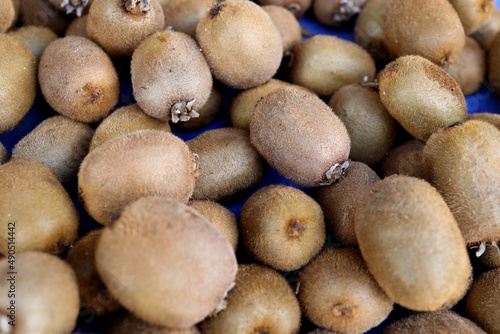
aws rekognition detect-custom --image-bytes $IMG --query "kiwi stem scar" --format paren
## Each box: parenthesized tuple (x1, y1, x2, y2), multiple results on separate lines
(170, 99, 199, 123)
(320, 160, 350, 186)
(60, 0, 89, 16)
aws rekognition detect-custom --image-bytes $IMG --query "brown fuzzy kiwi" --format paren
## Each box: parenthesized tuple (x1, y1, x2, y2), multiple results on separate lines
(298, 248, 393, 334)
(448, 0, 494, 35)
(314, 161, 380, 247)
(65, 229, 121, 316)
(131, 30, 212, 123)
(65, 14, 88, 38)
(38, 36, 119, 123)
(488, 31, 500, 97)
(87, 0, 165, 58)
(196, 0, 283, 90)
(89, 104, 171, 152)
(188, 200, 238, 251)
(96, 196, 238, 328)
(0, 142, 8, 165)
(465, 268, 500, 334)
(262, 5, 302, 54)
(423, 120, 500, 245)
(49, 0, 93, 16)
(11, 115, 94, 182)
(257, 0, 312, 18)
(162, 0, 212, 38)
(354, 175, 472, 311)
(383, 311, 486, 334)
(472, 6, 500, 51)
(187, 127, 264, 202)
(477, 240, 500, 269)
(201, 264, 301, 334)
(241, 184, 326, 271)
(106, 312, 201, 334)
(382, 0, 465, 66)
(0, 0, 16, 32)
(0, 252, 80, 334)
(313, 0, 367, 27)
(0, 34, 37, 134)
(378, 55, 467, 141)
(380, 139, 428, 180)
(0, 159, 79, 254)
(20, 0, 72, 35)
(250, 86, 351, 187)
(290, 34, 376, 98)
(7, 26, 58, 63)
(467, 112, 500, 130)
(79, 130, 197, 225)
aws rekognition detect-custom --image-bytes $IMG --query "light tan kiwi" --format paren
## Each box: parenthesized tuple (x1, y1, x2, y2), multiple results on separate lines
(188, 200, 238, 251)
(257, 0, 312, 18)
(20, 0, 72, 35)
(7, 26, 58, 63)
(96, 196, 237, 328)
(79, 130, 196, 225)
(65, 14, 88, 38)
(201, 264, 301, 334)
(0, 252, 80, 334)
(354, 175, 472, 311)
(250, 86, 351, 187)
(290, 34, 376, 98)
(162, 0, 212, 38)
(187, 127, 264, 202)
(0, 159, 79, 254)
(87, 0, 165, 58)
(0, 34, 37, 134)
(313, 0, 367, 27)
(314, 161, 380, 247)
(488, 31, 500, 97)
(65, 229, 120, 316)
(106, 312, 201, 334)
(378, 55, 467, 141)
(0, 0, 15, 33)
(380, 139, 428, 180)
(382, 0, 465, 66)
(0, 141, 9, 165)
(472, 6, 500, 51)
(131, 30, 212, 123)
(262, 5, 302, 54)
(241, 184, 325, 271)
(477, 240, 500, 269)
(11, 115, 94, 182)
(38, 36, 119, 123)
(48, 0, 93, 16)
(89, 104, 171, 152)
(448, 0, 494, 35)
(423, 120, 500, 245)
(196, 0, 283, 90)
(467, 112, 500, 130)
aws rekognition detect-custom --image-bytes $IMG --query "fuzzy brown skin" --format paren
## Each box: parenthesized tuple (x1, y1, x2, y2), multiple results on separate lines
(0, 252, 80, 334)
(0, 142, 8, 165)
(79, 130, 196, 225)
(188, 200, 238, 251)
(423, 120, 500, 245)
(132, 30, 212, 123)
(0, 35, 37, 134)
(162, 0, 212, 38)
(49, 0, 93, 16)
(467, 112, 500, 130)
(299, 248, 393, 334)
(96, 197, 238, 328)
(314, 0, 367, 27)
(0, 159, 79, 254)
(380, 139, 428, 180)
(7, 26, 58, 63)
(201, 264, 301, 334)
(38, 36, 119, 123)
(11, 115, 94, 183)
(241, 185, 325, 271)
(20, 0, 72, 35)
(196, 0, 283, 90)
(378, 55, 467, 141)
(187, 127, 264, 202)
(488, 31, 500, 98)
(250, 86, 351, 187)
(471, 6, 500, 51)
(0, 0, 16, 32)
(477, 240, 500, 269)
(106, 312, 201, 334)
(87, 0, 164, 58)
(290, 35, 376, 98)
(314, 161, 380, 247)
(354, 175, 472, 311)
(65, 14, 88, 38)
(465, 268, 500, 334)
(66, 229, 120, 316)
(449, 0, 494, 35)
(263, 5, 302, 53)
(89, 104, 171, 152)
(383, 0, 465, 66)
(383, 311, 486, 334)
(257, 0, 312, 18)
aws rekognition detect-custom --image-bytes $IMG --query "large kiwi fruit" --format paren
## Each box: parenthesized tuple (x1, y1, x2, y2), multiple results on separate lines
(448, 0, 494, 35)
(313, 0, 367, 27)
(106, 312, 201, 334)
(7, 26, 58, 63)
(65, 14, 88, 38)
(263, 5, 302, 54)
(20, 0, 71, 35)
(96, 196, 237, 328)
(467, 112, 500, 130)
(258, 0, 312, 18)
(488, 31, 500, 97)
(0, 141, 8, 165)
(465, 268, 500, 333)
(380, 139, 428, 180)
(0, 0, 16, 33)
(471, 6, 500, 51)
(162, 0, 212, 38)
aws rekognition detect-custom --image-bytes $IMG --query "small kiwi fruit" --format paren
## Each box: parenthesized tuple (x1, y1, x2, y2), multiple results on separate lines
(466, 112, 500, 130)
(313, 0, 367, 27)
(0, 141, 9, 165)
(488, 31, 500, 97)
(471, 6, 500, 51)
(162, 0, 212, 38)
(106, 312, 201, 334)
(96, 196, 237, 328)
(448, 0, 494, 35)
(48, 0, 93, 16)
(20, 0, 72, 35)
(262, 5, 302, 54)
(0, 0, 16, 33)
(7, 26, 58, 63)
(380, 139, 428, 180)
(257, 0, 312, 18)
(65, 14, 88, 38)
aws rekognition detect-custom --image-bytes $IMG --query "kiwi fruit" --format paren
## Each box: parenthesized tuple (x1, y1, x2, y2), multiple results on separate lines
(465, 268, 500, 333)
(0, 34, 37, 134)
(87, 0, 165, 58)
(378, 55, 467, 141)
(89, 104, 171, 152)
(188, 200, 238, 251)
(423, 120, 500, 245)
(187, 127, 264, 202)
(7, 26, 58, 63)
(290, 34, 376, 98)
(96, 196, 238, 328)
(106, 312, 201, 334)
(313, 0, 367, 27)
(354, 175, 472, 311)
(0, 141, 9, 165)
(382, 0, 465, 66)
(0, 0, 16, 33)
(488, 31, 500, 97)
(262, 5, 302, 54)
(38, 36, 119, 123)
(448, 0, 494, 35)
(467, 112, 500, 130)
(472, 6, 500, 51)
(380, 139, 428, 180)
(477, 240, 500, 269)
(257, 0, 312, 18)
(162, 0, 212, 38)
(20, 0, 72, 35)
(196, 0, 283, 89)
(201, 263, 301, 334)
(314, 161, 380, 247)
(65, 14, 88, 37)
(0, 252, 80, 334)
(79, 130, 197, 225)
(49, 0, 93, 16)
(65, 229, 120, 316)
(131, 30, 212, 123)
(250, 86, 351, 187)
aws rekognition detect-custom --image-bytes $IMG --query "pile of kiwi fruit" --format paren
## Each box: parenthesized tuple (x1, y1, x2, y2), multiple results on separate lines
(1, 0, 500, 333)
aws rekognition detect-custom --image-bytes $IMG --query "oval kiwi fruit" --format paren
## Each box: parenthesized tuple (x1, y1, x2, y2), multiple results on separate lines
(471, 6, 500, 51)
(467, 112, 500, 130)
(65, 14, 88, 38)
(20, 0, 72, 35)
(448, 0, 494, 35)
(106, 312, 201, 334)
(0, 0, 16, 33)
(0, 141, 8, 165)
(96, 196, 238, 328)
(257, 0, 312, 18)
(162, 0, 212, 38)
(313, 0, 367, 27)
(380, 139, 428, 180)
(7, 26, 58, 63)
(488, 31, 500, 98)
(263, 5, 302, 54)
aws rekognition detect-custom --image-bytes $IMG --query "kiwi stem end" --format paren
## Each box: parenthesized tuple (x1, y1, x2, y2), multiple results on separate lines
(170, 99, 199, 123)
(332, 0, 362, 25)
(472, 240, 500, 257)
(212, 282, 236, 315)
(124, 0, 150, 13)
(320, 160, 350, 186)
(61, 0, 89, 17)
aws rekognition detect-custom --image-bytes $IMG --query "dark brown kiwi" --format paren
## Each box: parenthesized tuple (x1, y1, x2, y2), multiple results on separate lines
(48, 0, 93, 16)
(380, 139, 428, 180)
(106, 312, 201, 334)
(0, 141, 8, 165)
(257, 0, 312, 18)
(488, 31, 500, 98)
(471, 6, 500, 51)
(7, 26, 58, 63)
(448, 0, 494, 35)
(65, 14, 88, 38)
(162, 0, 212, 38)
(263, 5, 302, 54)
(0, 0, 16, 33)
(466, 112, 500, 130)
(20, 0, 72, 35)
(465, 268, 500, 333)
(313, 0, 367, 27)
